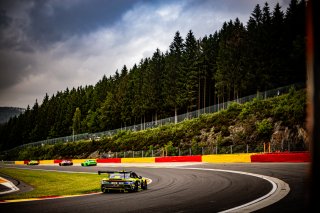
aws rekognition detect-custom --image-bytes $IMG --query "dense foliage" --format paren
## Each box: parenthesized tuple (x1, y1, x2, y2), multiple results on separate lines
(2, 88, 306, 160)
(0, 0, 306, 151)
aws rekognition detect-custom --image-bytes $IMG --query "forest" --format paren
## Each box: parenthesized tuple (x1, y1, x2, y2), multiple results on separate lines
(0, 0, 306, 151)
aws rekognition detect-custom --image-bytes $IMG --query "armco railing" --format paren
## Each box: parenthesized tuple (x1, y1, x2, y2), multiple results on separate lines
(13, 83, 305, 150)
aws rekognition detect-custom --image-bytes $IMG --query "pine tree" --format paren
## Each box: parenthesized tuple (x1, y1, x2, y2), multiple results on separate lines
(163, 31, 184, 122)
(183, 30, 199, 112)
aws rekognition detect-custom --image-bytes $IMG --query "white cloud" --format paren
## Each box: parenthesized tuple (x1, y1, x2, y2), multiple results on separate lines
(156, 4, 183, 21)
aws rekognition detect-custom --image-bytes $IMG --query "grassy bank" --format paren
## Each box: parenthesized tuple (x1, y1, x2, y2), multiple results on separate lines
(0, 168, 101, 200)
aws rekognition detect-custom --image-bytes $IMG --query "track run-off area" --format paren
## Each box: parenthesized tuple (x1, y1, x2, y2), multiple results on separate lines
(0, 162, 309, 212)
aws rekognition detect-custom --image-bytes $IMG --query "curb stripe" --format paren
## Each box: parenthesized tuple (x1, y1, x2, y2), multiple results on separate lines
(0, 192, 101, 203)
(0, 177, 19, 195)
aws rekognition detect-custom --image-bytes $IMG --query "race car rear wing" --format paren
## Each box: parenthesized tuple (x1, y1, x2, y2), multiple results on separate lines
(98, 170, 132, 175)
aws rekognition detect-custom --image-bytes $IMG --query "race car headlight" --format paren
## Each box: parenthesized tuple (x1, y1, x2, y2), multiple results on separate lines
(101, 180, 108, 184)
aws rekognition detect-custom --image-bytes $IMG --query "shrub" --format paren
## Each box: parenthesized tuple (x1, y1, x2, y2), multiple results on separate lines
(256, 119, 273, 140)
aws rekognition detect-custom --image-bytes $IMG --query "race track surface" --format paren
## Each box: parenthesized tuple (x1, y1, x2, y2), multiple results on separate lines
(0, 163, 310, 212)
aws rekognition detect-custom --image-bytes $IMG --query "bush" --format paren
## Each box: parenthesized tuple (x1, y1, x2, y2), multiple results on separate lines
(256, 119, 273, 140)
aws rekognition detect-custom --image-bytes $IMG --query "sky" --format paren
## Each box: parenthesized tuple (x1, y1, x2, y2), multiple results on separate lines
(0, 0, 290, 108)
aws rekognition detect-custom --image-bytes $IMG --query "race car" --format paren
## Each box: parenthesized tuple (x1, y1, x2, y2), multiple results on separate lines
(98, 170, 148, 193)
(81, 159, 97, 166)
(59, 159, 73, 166)
(27, 160, 39, 165)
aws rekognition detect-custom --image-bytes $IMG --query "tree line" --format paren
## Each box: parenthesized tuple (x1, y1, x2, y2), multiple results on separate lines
(0, 0, 306, 151)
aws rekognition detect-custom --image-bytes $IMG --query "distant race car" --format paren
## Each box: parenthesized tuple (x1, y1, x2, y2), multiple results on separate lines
(59, 159, 73, 166)
(27, 160, 39, 165)
(98, 170, 148, 193)
(81, 159, 97, 166)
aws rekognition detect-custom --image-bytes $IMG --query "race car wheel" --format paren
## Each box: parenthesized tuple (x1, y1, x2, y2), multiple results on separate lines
(141, 180, 148, 190)
(101, 186, 106, 193)
(134, 181, 139, 191)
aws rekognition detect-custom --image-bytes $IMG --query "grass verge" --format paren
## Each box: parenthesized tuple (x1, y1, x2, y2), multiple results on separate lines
(0, 168, 101, 200)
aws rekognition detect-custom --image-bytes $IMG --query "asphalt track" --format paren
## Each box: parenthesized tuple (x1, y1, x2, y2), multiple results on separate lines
(0, 163, 310, 212)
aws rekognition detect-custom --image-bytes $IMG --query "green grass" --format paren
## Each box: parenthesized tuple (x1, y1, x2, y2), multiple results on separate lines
(0, 168, 102, 200)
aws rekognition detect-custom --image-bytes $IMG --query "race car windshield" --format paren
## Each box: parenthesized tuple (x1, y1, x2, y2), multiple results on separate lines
(109, 173, 130, 179)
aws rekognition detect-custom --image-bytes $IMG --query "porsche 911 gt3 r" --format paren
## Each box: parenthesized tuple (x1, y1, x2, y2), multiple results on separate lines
(98, 170, 148, 193)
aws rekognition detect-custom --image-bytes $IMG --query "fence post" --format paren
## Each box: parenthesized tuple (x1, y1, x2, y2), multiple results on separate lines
(230, 145, 233, 154)
(268, 142, 271, 153)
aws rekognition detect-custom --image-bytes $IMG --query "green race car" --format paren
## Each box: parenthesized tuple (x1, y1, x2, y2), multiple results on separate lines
(27, 160, 39, 165)
(81, 159, 97, 166)
(98, 170, 148, 193)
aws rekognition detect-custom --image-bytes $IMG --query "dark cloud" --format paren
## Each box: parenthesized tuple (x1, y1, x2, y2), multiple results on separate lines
(0, 0, 144, 50)
(27, 0, 141, 44)
(0, 50, 35, 89)
(0, 9, 10, 27)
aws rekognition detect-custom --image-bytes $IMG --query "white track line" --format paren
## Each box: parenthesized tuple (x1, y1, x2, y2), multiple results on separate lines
(0, 177, 19, 195)
(178, 167, 290, 213)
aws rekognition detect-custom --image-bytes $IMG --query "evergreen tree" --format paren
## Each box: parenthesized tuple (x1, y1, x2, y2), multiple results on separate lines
(216, 19, 246, 101)
(146, 48, 165, 122)
(163, 31, 184, 122)
(270, 3, 286, 87)
(284, 0, 306, 84)
(183, 30, 199, 112)
(72, 107, 81, 135)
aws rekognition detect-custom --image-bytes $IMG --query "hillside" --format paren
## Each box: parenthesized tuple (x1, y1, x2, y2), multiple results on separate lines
(0, 107, 25, 124)
(1, 87, 307, 160)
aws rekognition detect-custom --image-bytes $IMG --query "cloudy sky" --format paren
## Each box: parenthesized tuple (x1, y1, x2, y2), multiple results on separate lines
(0, 0, 290, 108)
